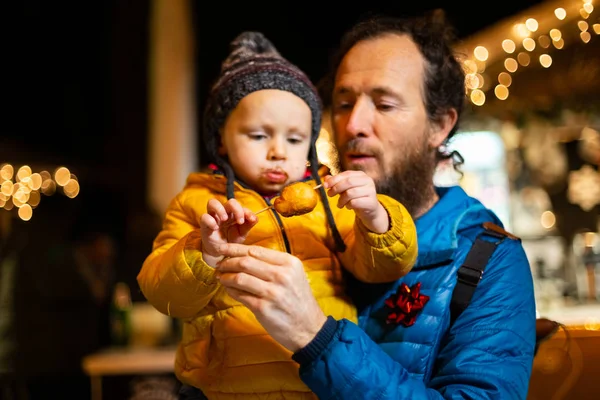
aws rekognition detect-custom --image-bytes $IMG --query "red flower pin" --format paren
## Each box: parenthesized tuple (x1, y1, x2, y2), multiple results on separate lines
(384, 282, 429, 327)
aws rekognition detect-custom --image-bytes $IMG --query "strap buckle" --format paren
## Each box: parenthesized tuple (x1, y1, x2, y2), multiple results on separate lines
(457, 265, 483, 286)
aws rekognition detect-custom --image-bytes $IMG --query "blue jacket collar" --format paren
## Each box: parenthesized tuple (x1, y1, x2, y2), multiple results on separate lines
(414, 186, 501, 267)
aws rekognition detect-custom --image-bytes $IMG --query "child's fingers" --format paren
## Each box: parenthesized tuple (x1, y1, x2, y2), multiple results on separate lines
(327, 172, 370, 197)
(200, 213, 220, 231)
(207, 198, 228, 223)
(243, 208, 258, 225)
(225, 199, 246, 224)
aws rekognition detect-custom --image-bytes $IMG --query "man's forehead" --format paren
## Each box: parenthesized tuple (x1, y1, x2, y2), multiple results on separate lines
(334, 34, 424, 91)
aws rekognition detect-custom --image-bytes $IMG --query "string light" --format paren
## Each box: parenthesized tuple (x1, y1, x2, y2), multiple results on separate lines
(462, 1, 597, 105)
(0, 163, 80, 221)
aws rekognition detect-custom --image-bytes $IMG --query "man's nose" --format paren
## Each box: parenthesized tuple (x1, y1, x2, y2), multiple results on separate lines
(345, 97, 374, 138)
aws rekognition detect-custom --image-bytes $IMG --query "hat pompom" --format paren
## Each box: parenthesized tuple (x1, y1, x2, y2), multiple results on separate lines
(222, 31, 281, 70)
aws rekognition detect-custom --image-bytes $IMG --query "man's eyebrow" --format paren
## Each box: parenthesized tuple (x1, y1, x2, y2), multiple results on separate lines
(371, 86, 401, 99)
(334, 86, 400, 98)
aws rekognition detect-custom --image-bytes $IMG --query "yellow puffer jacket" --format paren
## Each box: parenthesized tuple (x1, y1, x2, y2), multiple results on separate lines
(138, 170, 417, 399)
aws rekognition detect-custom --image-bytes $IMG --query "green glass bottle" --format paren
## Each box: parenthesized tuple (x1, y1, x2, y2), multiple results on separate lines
(110, 282, 132, 346)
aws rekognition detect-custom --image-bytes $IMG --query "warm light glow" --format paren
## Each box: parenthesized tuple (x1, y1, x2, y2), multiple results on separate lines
(0, 164, 13, 181)
(581, 31, 591, 43)
(475, 73, 485, 88)
(18, 204, 32, 221)
(538, 35, 551, 48)
(550, 29, 562, 41)
(54, 167, 71, 186)
(517, 52, 531, 66)
(523, 37, 536, 51)
(0, 164, 79, 220)
(578, 21, 589, 31)
(541, 211, 556, 229)
(473, 46, 489, 61)
(16, 165, 32, 181)
(539, 54, 552, 68)
(465, 73, 480, 90)
(594, 24, 600, 34)
(470, 89, 486, 106)
(463, 59, 478, 74)
(585, 317, 600, 331)
(30, 173, 42, 190)
(502, 39, 516, 53)
(554, 8, 566, 20)
(28, 191, 41, 207)
(1, 181, 12, 196)
(580, 8, 590, 19)
(525, 18, 538, 32)
(552, 38, 565, 49)
(494, 85, 509, 100)
(63, 179, 80, 199)
(513, 23, 530, 38)
(583, 3, 594, 14)
(498, 72, 512, 87)
(504, 58, 518, 72)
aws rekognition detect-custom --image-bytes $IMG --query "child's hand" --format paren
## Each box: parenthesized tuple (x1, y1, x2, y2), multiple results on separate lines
(200, 198, 258, 267)
(324, 171, 389, 234)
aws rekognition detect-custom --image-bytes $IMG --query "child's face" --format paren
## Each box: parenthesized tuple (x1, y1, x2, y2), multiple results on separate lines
(220, 89, 312, 195)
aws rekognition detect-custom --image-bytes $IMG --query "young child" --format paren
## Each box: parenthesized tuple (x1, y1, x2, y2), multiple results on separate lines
(138, 31, 418, 400)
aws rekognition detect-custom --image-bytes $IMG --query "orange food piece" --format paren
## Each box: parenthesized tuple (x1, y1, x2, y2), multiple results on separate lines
(273, 182, 318, 217)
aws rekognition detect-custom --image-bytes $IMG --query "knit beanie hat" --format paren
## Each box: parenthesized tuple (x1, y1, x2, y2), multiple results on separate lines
(202, 31, 345, 252)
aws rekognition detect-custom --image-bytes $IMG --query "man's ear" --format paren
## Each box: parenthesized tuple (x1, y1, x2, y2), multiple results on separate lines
(429, 108, 458, 148)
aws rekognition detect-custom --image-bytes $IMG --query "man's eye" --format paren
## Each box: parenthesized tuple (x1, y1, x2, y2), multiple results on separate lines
(335, 102, 352, 110)
(377, 104, 394, 111)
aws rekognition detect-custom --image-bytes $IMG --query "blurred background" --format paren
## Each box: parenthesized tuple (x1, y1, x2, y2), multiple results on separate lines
(1, 0, 599, 399)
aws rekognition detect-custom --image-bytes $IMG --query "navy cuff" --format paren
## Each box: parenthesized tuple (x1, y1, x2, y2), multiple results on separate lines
(292, 316, 337, 366)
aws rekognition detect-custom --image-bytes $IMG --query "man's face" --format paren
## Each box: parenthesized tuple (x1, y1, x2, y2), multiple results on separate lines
(331, 34, 442, 215)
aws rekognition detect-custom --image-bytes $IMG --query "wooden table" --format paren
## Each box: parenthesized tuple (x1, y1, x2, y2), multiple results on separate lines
(82, 346, 176, 400)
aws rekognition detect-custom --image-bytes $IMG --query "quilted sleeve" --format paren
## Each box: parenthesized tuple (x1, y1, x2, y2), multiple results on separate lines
(336, 194, 418, 283)
(137, 193, 220, 319)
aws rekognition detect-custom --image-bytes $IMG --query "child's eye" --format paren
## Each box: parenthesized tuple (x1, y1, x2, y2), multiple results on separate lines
(249, 133, 267, 141)
(287, 137, 305, 145)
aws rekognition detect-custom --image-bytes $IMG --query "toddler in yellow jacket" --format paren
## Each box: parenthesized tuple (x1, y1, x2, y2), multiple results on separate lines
(138, 31, 418, 400)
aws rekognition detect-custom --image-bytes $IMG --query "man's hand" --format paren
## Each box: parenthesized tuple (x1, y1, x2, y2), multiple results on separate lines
(215, 243, 327, 352)
(200, 198, 258, 267)
(324, 170, 389, 233)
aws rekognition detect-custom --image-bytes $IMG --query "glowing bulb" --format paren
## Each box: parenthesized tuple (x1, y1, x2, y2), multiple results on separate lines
(470, 89, 486, 106)
(494, 85, 509, 100)
(539, 54, 552, 68)
(502, 39, 516, 53)
(474, 46, 489, 61)
(525, 18, 538, 32)
(554, 8, 566, 20)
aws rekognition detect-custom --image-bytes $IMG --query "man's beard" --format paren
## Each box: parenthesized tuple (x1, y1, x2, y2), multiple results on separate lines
(337, 138, 437, 217)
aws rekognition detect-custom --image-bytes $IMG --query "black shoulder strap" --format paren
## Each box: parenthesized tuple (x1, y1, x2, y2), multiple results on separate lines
(450, 223, 516, 324)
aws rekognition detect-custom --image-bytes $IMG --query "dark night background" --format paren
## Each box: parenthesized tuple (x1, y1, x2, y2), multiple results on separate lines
(0, 0, 547, 294)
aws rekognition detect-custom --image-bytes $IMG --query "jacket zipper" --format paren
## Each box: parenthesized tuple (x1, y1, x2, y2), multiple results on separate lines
(263, 197, 291, 254)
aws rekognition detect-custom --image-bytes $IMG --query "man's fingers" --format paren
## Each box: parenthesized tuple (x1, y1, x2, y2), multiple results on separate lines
(221, 286, 263, 312)
(217, 243, 252, 258)
(218, 243, 291, 266)
(217, 270, 271, 298)
(248, 245, 297, 266)
(217, 255, 274, 281)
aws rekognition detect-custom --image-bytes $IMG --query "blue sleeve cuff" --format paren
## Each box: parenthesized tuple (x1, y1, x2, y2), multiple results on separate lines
(292, 316, 338, 366)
